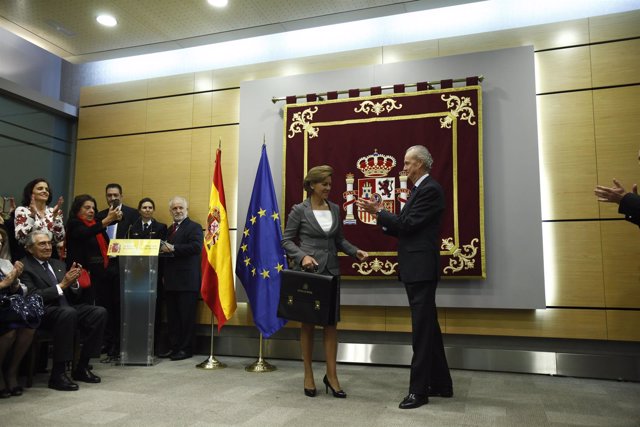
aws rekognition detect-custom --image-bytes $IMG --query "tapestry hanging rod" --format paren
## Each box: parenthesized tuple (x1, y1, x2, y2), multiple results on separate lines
(271, 75, 483, 104)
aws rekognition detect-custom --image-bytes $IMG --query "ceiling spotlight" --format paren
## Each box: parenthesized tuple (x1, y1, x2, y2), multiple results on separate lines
(207, 0, 228, 7)
(96, 14, 118, 27)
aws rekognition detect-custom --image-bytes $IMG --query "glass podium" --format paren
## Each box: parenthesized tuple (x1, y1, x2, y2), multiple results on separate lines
(108, 239, 161, 366)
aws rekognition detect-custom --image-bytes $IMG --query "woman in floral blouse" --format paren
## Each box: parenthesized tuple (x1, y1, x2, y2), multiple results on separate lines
(13, 178, 65, 259)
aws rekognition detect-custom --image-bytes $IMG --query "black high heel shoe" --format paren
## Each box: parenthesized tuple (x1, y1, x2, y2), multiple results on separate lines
(323, 375, 346, 398)
(304, 388, 317, 397)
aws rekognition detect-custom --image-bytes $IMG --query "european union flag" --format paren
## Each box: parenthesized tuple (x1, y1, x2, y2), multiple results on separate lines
(235, 145, 287, 337)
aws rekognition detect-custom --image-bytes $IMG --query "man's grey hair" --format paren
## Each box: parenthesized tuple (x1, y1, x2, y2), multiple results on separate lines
(406, 145, 434, 172)
(169, 196, 188, 209)
(25, 230, 52, 248)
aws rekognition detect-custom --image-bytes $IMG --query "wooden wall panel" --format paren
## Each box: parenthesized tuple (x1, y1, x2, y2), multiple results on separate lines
(601, 221, 640, 308)
(439, 20, 589, 56)
(537, 91, 598, 220)
(445, 308, 607, 339)
(146, 94, 194, 132)
(141, 130, 192, 225)
(385, 307, 412, 332)
(74, 135, 146, 210)
(79, 80, 147, 106)
(211, 125, 240, 229)
(607, 310, 640, 342)
(338, 306, 386, 331)
(211, 89, 240, 125)
(147, 73, 194, 98)
(535, 46, 591, 93)
(193, 92, 213, 127)
(542, 222, 604, 307)
(209, 47, 381, 89)
(194, 71, 214, 92)
(589, 10, 640, 43)
(593, 86, 640, 219)
(78, 101, 147, 139)
(188, 128, 214, 227)
(591, 39, 640, 88)
(381, 39, 439, 64)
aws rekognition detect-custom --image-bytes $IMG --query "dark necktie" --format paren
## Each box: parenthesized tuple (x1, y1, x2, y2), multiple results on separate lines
(406, 185, 418, 204)
(143, 223, 150, 233)
(168, 222, 179, 240)
(42, 261, 68, 306)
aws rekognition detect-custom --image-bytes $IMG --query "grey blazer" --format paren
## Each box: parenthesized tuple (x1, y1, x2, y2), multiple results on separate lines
(281, 198, 358, 275)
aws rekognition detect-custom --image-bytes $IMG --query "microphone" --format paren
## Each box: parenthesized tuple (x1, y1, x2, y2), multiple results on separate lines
(127, 216, 142, 239)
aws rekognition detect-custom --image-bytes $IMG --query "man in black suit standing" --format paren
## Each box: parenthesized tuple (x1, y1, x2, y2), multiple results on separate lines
(159, 196, 203, 361)
(20, 230, 106, 391)
(358, 145, 452, 409)
(95, 183, 138, 361)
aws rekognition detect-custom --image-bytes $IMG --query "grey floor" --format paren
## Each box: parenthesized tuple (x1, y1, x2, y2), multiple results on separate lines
(1, 356, 639, 426)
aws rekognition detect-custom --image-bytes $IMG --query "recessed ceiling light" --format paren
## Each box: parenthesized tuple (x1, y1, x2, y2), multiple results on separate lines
(207, 0, 228, 8)
(96, 14, 117, 27)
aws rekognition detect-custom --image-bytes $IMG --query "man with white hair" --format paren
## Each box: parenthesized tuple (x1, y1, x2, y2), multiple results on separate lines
(358, 145, 452, 409)
(158, 196, 203, 361)
(20, 230, 106, 391)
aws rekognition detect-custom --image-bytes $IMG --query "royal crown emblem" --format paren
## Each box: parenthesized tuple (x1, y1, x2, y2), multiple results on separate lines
(356, 149, 396, 177)
(343, 150, 410, 225)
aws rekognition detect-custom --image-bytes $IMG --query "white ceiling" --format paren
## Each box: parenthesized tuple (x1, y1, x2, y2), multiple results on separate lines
(0, 0, 478, 63)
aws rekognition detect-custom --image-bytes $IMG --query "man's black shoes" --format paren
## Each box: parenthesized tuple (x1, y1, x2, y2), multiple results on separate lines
(72, 367, 101, 383)
(399, 393, 428, 409)
(48, 373, 79, 391)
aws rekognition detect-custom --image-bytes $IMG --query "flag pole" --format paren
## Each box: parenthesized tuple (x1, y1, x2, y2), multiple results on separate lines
(245, 333, 276, 372)
(196, 312, 227, 370)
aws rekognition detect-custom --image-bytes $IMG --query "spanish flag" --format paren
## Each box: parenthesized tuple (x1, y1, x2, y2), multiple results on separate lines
(200, 148, 236, 331)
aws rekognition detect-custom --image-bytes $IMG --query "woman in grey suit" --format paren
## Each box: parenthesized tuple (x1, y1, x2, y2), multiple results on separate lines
(282, 165, 368, 398)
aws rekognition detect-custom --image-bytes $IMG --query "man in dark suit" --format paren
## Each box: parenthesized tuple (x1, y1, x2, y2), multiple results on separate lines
(95, 183, 138, 361)
(20, 230, 107, 391)
(594, 148, 640, 228)
(358, 145, 452, 409)
(159, 196, 203, 361)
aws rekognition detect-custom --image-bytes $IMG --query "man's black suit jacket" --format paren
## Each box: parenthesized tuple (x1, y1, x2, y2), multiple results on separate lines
(376, 175, 444, 283)
(163, 217, 203, 292)
(20, 255, 80, 306)
(96, 204, 139, 239)
(620, 193, 640, 227)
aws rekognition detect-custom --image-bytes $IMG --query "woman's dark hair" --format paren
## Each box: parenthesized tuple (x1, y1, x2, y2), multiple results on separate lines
(70, 194, 97, 217)
(137, 197, 156, 210)
(21, 178, 53, 206)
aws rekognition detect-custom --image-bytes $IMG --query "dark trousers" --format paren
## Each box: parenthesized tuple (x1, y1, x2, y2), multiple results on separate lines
(94, 260, 121, 354)
(165, 291, 198, 354)
(40, 304, 107, 363)
(404, 280, 451, 394)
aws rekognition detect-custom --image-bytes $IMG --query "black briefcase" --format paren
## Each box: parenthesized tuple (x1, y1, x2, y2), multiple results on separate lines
(278, 270, 338, 326)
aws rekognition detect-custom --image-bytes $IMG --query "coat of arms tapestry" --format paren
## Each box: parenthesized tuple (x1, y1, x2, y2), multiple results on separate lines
(282, 81, 485, 279)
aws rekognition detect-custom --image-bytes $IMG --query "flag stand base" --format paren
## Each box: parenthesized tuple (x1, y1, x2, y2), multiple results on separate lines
(196, 318, 226, 370)
(245, 356, 276, 373)
(245, 334, 276, 372)
(196, 355, 227, 370)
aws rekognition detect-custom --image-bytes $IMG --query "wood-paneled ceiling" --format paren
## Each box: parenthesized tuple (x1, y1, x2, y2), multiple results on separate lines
(0, 0, 477, 63)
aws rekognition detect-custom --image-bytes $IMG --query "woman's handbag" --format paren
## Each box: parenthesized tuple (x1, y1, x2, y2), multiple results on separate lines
(277, 270, 338, 326)
(0, 293, 45, 328)
(78, 268, 91, 288)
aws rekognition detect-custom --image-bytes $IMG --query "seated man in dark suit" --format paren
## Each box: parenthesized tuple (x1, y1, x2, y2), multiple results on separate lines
(20, 230, 107, 391)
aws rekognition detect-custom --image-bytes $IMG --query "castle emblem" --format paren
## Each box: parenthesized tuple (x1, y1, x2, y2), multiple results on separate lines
(342, 150, 410, 225)
(204, 207, 221, 248)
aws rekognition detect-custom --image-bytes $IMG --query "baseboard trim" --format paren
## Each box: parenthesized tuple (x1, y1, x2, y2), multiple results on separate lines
(201, 336, 640, 381)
